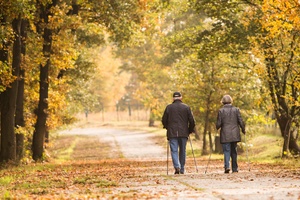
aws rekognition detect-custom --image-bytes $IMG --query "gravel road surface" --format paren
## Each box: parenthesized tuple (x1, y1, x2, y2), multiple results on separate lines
(59, 126, 300, 200)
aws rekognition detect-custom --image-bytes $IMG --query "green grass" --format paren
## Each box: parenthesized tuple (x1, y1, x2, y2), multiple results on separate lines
(53, 135, 80, 161)
(152, 124, 298, 165)
(1, 191, 12, 199)
(246, 134, 283, 162)
(96, 180, 117, 187)
(125, 121, 295, 164)
(0, 176, 13, 187)
(73, 176, 117, 187)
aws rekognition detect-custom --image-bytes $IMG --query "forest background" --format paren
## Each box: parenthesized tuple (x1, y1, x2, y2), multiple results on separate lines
(0, 0, 299, 165)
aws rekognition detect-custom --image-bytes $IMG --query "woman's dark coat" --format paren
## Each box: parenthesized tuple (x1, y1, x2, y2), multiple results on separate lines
(216, 104, 245, 144)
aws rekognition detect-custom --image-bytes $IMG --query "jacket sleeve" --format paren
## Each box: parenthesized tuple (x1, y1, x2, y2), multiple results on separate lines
(237, 108, 246, 134)
(162, 107, 168, 129)
(188, 107, 196, 133)
(216, 110, 222, 130)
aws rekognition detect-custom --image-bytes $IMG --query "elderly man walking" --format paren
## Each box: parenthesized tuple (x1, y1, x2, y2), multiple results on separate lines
(162, 92, 196, 174)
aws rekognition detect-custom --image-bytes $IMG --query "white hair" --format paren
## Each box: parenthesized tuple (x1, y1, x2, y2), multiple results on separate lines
(173, 97, 182, 100)
(221, 95, 232, 104)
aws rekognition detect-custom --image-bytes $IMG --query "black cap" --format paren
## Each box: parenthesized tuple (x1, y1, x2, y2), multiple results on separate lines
(173, 92, 182, 98)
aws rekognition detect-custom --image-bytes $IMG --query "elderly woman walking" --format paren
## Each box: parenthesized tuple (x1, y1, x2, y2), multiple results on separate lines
(216, 95, 246, 173)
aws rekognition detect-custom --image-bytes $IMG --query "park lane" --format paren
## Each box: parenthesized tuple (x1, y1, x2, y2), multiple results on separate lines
(59, 127, 166, 160)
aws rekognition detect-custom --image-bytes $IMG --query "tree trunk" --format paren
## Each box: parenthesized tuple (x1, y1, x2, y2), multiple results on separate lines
(266, 57, 300, 157)
(208, 130, 213, 152)
(214, 135, 223, 154)
(0, 111, 1, 151)
(32, 0, 57, 161)
(148, 107, 155, 127)
(0, 16, 9, 156)
(0, 17, 22, 162)
(193, 127, 200, 140)
(280, 119, 291, 158)
(0, 89, 17, 162)
(32, 37, 51, 161)
(15, 19, 28, 162)
(278, 117, 300, 157)
(289, 133, 300, 155)
(202, 131, 208, 155)
(202, 91, 213, 155)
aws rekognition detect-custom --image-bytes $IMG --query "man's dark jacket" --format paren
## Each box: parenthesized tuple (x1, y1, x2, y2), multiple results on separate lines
(216, 104, 245, 144)
(162, 99, 195, 140)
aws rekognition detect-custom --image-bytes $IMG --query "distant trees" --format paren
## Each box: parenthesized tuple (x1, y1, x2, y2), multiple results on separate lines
(159, 0, 262, 154)
(115, 0, 172, 126)
(120, 0, 300, 157)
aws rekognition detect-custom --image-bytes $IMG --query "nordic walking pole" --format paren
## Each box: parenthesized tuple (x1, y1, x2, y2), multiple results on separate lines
(204, 145, 212, 174)
(167, 140, 169, 175)
(205, 130, 216, 174)
(189, 136, 198, 173)
(244, 134, 251, 171)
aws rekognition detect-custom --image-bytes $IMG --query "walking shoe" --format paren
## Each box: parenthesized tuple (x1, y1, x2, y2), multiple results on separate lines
(224, 168, 230, 173)
(174, 168, 180, 174)
(180, 171, 184, 174)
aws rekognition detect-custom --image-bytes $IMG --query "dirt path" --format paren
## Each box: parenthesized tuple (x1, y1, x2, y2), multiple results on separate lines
(58, 126, 300, 200)
(60, 127, 166, 160)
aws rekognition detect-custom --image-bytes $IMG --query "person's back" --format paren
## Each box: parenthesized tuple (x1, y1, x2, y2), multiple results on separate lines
(163, 100, 194, 139)
(162, 92, 195, 174)
(217, 104, 245, 143)
(216, 94, 245, 173)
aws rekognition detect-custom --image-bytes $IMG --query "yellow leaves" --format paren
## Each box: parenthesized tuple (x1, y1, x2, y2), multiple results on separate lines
(47, 90, 68, 129)
(261, 0, 300, 39)
(248, 1, 300, 90)
(280, 94, 300, 108)
(0, 62, 16, 92)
